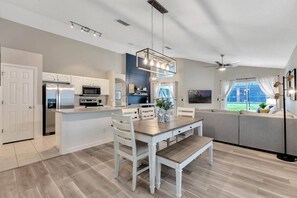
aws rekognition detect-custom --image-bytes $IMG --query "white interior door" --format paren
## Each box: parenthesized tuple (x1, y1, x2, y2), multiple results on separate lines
(2, 65, 34, 143)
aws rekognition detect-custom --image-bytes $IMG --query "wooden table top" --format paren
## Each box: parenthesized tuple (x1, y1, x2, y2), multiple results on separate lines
(133, 116, 203, 136)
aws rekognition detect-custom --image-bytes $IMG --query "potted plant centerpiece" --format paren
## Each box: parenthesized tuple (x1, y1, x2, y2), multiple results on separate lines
(155, 98, 173, 123)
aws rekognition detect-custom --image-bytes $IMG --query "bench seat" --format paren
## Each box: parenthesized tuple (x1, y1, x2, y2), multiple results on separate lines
(156, 136, 213, 198)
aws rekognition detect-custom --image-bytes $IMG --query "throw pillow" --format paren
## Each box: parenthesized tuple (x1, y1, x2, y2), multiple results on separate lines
(260, 109, 270, 113)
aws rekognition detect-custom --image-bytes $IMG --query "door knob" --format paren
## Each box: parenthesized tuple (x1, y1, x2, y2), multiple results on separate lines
(29, 106, 33, 109)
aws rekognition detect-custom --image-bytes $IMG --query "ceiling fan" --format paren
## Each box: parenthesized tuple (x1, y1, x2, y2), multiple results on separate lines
(206, 54, 240, 71)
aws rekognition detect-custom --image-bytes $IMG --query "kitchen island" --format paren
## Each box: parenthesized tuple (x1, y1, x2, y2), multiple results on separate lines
(55, 107, 122, 154)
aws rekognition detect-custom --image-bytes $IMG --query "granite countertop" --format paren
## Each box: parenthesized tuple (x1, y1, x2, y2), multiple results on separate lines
(55, 106, 123, 114)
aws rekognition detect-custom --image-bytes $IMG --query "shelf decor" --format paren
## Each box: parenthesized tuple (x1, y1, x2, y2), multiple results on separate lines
(128, 84, 135, 94)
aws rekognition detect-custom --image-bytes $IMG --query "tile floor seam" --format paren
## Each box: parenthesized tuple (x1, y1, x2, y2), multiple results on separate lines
(13, 143, 20, 167)
(30, 140, 43, 160)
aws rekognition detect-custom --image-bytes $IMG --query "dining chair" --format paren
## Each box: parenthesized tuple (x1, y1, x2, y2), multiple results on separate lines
(112, 114, 149, 191)
(122, 108, 140, 121)
(139, 107, 155, 120)
(176, 107, 196, 141)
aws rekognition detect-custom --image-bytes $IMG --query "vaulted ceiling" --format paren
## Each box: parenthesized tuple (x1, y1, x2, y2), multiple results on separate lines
(1, 0, 297, 68)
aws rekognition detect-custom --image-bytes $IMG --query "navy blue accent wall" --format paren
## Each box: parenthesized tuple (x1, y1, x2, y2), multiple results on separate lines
(126, 53, 151, 105)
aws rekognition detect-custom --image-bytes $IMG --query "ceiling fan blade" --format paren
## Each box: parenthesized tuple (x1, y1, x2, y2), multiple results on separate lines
(215, 61, 221, 65)
(225, 64, 239, 67)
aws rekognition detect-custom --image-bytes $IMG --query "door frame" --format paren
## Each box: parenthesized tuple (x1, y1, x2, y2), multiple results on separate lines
(0, 63, 38, 144)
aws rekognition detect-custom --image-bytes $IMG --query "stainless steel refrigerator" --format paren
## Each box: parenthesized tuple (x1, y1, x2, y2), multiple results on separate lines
(43, 83, 75, 136)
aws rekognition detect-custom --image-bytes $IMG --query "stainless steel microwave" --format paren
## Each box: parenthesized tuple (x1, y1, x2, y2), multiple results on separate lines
(82, 86, 101, 96)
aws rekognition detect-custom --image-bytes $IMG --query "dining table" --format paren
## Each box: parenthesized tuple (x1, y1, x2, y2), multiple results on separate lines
(133, 116, 203, 194)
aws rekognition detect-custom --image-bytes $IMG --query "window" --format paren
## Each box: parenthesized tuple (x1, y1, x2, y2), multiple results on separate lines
(157, 85, 174, 104)
(226, 81, 273, 111)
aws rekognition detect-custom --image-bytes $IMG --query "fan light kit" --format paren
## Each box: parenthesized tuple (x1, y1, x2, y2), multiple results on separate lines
(70, 21, 102, 38)
(136, 0, 177, 75)
(205, 54, 240, 71)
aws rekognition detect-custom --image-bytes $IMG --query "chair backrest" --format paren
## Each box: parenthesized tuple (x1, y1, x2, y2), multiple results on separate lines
(122, 108, 139, 121)
(139, 107, 155, 120)
(177, 107, 195, 118)
(112, 113, 136, 156)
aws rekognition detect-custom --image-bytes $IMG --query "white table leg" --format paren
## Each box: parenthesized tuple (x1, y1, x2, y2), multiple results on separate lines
(176, 167, 183, 198)
(148, 142, 156, 194)
(197, 123, 203, 136)
(156, 159, 161, 189)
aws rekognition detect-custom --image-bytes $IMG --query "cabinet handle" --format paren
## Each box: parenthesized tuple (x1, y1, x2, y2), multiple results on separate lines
(190, 126, 192, 129)
(178, 131, 181, 133)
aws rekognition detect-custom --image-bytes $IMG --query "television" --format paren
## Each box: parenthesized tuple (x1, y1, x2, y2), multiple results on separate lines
(188, 90, 212, 103)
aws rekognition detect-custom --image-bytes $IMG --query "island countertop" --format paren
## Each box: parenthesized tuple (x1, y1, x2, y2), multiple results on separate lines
(55, 106, 123, 114)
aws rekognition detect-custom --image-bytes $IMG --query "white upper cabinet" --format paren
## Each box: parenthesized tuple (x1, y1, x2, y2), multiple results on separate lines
(98, 79, 110, 95)
(57, 74, 71, 83)
(83, 77, 93, 86)
(42, 72, 57, 82)
(42, 72, 110, 95)
(71, 76, 84, 95)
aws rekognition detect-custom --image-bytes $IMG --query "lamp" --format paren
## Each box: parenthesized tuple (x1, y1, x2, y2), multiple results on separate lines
(273, 74, 297, 162)
(136, 0, 177, 76)
(218, 66, 226, 71)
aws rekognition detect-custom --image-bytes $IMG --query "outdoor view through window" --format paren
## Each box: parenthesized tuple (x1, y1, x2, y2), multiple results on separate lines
(226, 81, 271, 111)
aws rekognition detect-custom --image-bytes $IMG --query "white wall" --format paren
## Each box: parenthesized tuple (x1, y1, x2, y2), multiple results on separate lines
(0, 18, 125, 79)
(285, 45, 297, 115)
(176, 58, 216, 109)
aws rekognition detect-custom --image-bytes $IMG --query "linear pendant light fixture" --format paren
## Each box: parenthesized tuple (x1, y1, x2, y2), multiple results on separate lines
(70, 21, 102, 37)
(136, 0, 177, 75)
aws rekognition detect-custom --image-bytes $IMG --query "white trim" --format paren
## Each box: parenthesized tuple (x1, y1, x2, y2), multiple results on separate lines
(0, 63, 38, 144)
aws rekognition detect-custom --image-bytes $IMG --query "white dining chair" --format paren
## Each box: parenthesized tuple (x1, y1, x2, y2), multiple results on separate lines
(176, 107, 196, 141)
(139, 107, 155, 120)
(112, 114, 149, 191)
(122, 108, 140, 121)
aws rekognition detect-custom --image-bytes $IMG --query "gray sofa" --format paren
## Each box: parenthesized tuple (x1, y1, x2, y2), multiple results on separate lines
(196, 110, 297, 156)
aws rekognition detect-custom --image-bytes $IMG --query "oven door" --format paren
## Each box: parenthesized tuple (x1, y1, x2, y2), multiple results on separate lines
(82, 86, 101, 96)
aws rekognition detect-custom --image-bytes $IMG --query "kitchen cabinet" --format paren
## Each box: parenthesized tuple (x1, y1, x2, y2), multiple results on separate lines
(57, 74, 71, 83)
(98, 79, 110, 95)
(83, 77, 93, 86)
(42, 72, 57, 82)
(71, 76, 84, 95)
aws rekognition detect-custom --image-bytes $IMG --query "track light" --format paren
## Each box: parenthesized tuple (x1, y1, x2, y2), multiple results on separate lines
(70, 21, 102, 38)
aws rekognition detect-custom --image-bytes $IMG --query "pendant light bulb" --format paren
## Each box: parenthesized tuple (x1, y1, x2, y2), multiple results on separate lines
(150, 59, 154, 66)
(143, 57, 148, 65)
(166, 65, 170, 71)
(156, 62, 160, 68)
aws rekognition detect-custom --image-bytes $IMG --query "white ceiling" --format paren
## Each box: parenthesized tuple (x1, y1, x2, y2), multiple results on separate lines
(1, 0, 297, 68)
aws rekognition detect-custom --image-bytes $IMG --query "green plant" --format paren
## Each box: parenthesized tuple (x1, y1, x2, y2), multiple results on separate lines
(259, 102, 267, 109)
(155, 98, 173, 111)
(163, 101, 173, 111)
(155, 98, 165, 109)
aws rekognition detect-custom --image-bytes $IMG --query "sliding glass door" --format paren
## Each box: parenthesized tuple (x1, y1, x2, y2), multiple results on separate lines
(226, 80, 271, 111)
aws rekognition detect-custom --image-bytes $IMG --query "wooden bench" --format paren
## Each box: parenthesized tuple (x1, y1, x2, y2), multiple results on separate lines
(156, 136, 213, 198)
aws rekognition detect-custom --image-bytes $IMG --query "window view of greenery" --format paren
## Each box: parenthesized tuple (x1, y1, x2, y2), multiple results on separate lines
(226, 81, 267, 111)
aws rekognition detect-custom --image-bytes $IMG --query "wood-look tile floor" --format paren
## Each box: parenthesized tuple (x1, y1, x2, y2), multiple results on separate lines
(1, 141, 297, 198)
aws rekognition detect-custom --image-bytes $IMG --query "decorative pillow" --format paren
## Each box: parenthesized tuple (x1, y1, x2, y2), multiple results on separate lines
(269, 106, 278, 114)
(260, 109, 270, 113)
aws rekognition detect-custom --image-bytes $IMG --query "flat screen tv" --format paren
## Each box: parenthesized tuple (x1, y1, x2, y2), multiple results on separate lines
(188, 90, 212, 103)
